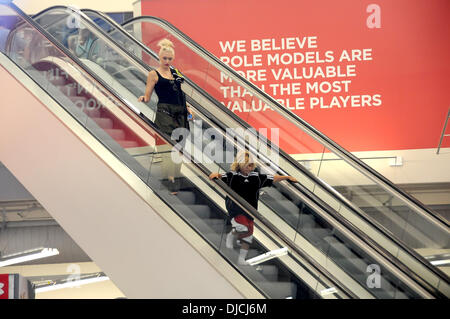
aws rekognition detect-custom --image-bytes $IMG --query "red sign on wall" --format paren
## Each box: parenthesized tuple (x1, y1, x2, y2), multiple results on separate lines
(0, 274, 10, 299)
(140, 0, 450, 153)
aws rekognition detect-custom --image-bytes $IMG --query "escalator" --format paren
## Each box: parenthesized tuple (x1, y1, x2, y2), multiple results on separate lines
(0, 1, 356, 299)
(79, 8, 450, 297)
(0, 3, 446, 298)
(26, 5, 450, 298)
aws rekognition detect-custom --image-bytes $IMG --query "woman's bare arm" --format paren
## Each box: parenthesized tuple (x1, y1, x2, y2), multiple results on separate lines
(138, 70, 157, 102)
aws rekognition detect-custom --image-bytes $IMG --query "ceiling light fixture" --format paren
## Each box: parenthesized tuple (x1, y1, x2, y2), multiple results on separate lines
(246, 247, 288, 266)
(0, 247, 59, 267)
(34, 273, 110, 293)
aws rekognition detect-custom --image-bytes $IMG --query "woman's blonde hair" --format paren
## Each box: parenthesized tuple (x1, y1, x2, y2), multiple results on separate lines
(158, 38, 175, 55)
(231, 150, 258, 172)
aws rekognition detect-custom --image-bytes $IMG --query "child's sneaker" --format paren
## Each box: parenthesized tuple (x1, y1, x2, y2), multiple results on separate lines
(237, 249, 249, 265)
(225, 231, 234, 249)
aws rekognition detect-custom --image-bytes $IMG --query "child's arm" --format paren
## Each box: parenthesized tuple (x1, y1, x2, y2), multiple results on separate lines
(273, 175, 298, 183)
(209, 172, 222, 180)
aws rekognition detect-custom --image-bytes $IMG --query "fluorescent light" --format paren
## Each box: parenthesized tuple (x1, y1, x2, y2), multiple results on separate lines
(246, 247, 288, 266)
(430, 259, 450, 266)
(320, 287, 338, 296)
(425, 254, 450, 266)
(0, 248, 59, 267)
(35, 274, 110, 293)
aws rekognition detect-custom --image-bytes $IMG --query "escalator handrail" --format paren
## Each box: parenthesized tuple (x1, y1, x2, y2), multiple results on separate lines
(120, 14, 449, 229)
(80, 10, 450, 289)
(60, 8, 450, 290)
(4, 2, 356, 299)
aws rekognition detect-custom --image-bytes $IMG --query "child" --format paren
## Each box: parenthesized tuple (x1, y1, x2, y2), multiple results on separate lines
(209, 150, 298, 265)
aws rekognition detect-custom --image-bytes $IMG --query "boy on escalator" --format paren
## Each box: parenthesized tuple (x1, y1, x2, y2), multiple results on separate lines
(209, 150, 298, 265)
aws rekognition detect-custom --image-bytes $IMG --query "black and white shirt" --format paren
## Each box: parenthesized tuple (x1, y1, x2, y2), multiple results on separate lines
(221, 170, 274, 220)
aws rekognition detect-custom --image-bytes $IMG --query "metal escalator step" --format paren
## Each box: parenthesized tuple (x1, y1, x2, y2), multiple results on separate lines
(189, 218, 226, 234)
(92, 117, 114, 129)
(176, 191, 196, 205)
(353, 274, 401, 299)
(84, 108, 101, 118)
(255, 281, 297, 299)
(325, 240, 355, 259)
(105, 129, 126, 140)
(148, 165, 163, 178)
(298, 214, 317, 228)
(50, 76, 66, 86)
(174, 204, 211, 220)
(300, 227, 332, 244)
(256, 265, 279, 282)
(261, 188, 285, 200)
(60, 84, 78, 97)
(201, 231, 223, 247)
(274, 200, 301, 214)
(279, 213, 301, 228)
(335, 257, 370, 277)
(118, 140, 139, 148)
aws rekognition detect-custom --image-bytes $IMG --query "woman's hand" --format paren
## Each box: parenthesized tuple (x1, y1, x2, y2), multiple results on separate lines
(138, 95, 149, 103)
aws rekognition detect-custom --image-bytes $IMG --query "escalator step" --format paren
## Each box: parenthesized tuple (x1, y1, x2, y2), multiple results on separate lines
(84, 108, 101, 118)
(325, 241, 354, 259)
(93, 117, 114, 129)
(70, 96, 88, 106)
(174, 204, 211, 220)
(353, 274, 405, 299)
(276, 200, 301, 214)
(255, 265, 279, 282)
(189, 218, 226, 234)
(261, 188, 286, 200)
(118, 140, 139, 148)
(176, 191, 196, 205)
(60, 84, 78, 97)
(335, 257, 370, 277)
(255, 281, 297, 299)
(105, 129, 126, 140)
(298, 214, 317, 228)
(50, 76, 66, 86)
(300, 227, 332, 244)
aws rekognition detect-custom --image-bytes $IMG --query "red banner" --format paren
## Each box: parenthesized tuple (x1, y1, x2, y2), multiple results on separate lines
(140, 0, 450, 153)
(0, 274, 10, 299)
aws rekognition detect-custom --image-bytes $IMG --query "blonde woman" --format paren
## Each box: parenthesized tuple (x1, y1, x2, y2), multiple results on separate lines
(138, 39, 194, 194)
(209, 151, 298, 265)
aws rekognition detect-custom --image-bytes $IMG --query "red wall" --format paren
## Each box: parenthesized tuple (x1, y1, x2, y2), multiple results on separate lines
(140, 0, 450, 153)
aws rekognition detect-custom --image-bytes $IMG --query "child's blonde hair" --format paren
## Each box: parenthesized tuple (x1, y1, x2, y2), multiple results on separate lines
(231, 150, 258, 172)
(158, 38, 175, 55)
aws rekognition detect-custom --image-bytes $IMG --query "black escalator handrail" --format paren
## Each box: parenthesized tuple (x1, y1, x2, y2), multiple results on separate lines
(76, 10, 450, 289)
(121, 15, 448, 228)
(5, 2, 355, 299)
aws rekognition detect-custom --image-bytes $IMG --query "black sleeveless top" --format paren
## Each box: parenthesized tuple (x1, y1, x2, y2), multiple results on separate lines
(154, 70, 184, 106)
